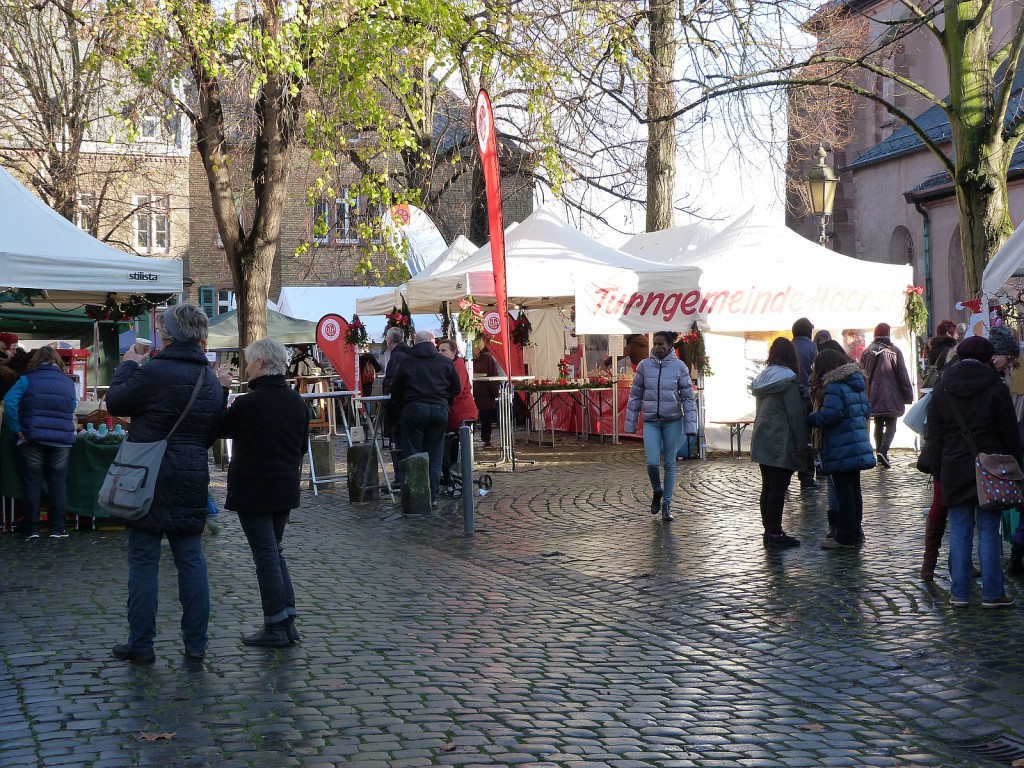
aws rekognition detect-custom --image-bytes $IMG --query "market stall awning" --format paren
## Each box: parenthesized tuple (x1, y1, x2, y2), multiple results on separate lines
(207, 308, 318, 350)
(0, 164, 182, 305)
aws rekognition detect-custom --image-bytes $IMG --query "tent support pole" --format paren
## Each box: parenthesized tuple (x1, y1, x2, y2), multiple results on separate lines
(92, 321, 100, 399)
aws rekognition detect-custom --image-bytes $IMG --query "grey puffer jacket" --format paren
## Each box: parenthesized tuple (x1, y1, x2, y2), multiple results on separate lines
(625, 352, 697, 434)
(750, 365, 807, 471)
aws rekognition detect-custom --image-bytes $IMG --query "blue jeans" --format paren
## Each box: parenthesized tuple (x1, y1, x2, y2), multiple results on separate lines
(643, 420, 683, 504)
(126, 527, 210, 655)
(19, 442, 70, 536)
(948, 502, 1004, 602)
(238, 512, 295, 626)
(401, 402, 448, 500)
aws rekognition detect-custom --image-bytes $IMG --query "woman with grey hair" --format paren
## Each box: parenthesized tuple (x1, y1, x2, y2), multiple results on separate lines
(106, 303, 230, 663)
(221, 337, 309, 648)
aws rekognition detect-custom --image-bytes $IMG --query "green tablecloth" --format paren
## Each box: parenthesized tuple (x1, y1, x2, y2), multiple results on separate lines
(0, 429, 122, 518)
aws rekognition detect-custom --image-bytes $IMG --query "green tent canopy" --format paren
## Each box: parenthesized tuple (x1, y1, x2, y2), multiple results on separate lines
(206, 308, 317, 350)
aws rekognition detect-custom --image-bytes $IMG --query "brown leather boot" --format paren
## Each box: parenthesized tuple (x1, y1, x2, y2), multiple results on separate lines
(920, 516, 946, 581)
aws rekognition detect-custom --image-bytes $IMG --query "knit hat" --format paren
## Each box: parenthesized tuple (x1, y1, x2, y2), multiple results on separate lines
(956, 335, 994, 363)
(987, 325, 1018, 357)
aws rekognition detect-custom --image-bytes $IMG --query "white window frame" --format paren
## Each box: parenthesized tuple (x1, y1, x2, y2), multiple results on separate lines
(139, 115, 159, 141)
(133, 193, 170, 254)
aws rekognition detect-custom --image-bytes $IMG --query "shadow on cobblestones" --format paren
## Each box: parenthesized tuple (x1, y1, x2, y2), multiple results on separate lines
(2, 442, 1023, 767)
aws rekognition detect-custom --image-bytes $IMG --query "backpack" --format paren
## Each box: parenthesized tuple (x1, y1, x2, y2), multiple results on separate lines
(361, 358, 377, 386)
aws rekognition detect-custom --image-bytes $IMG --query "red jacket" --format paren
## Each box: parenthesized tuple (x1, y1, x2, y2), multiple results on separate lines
(447, 357, 478, 430)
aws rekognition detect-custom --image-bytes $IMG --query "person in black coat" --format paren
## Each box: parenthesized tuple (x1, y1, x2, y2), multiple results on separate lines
(221, 338, 309, 648)
(390, 330, 461, 503)
(106, 304, 229, 663)
(924, 336, 1021, 609)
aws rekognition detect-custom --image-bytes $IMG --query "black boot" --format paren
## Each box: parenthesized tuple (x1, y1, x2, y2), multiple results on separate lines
(825, 509, 837, 540)
(650, 490, 663, 516)
(242, 624, 289, 648)
(1009, 544, 1024, 576)
(285, 618, 301, 644)
(920, 516, 946, 581)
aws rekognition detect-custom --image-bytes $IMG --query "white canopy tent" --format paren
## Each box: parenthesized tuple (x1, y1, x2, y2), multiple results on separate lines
(0, 164, 182, 305)
(355, 205, 669, 315)
(275, 286, 439, 343)
(620, 221, 719, 263)
(577, 209, 916, 450)
(982, 223, 1024, 299)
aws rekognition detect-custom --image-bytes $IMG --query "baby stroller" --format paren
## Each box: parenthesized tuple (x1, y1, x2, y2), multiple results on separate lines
(439, 419, 493, 498)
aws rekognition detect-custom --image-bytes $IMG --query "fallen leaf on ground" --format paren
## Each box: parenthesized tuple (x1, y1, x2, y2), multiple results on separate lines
(138, 732, 176, 741)
(799, 723, 826, 732)
(1010, 759, 1024, 767)
(440, 743, 457, 752)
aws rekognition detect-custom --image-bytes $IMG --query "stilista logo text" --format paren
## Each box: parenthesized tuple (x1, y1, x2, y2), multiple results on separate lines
(128, 271, 160, 281)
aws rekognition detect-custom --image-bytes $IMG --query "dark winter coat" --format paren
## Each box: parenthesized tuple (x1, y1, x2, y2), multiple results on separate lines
(750, 365, 807, 471)
(472, 347, 502, 411)
(106, 343, 226, 536)
(5, 365, 76, 446)
(807, 362, 876, 474)
(220, 374, 309, 514)
(382, 343, 412, 423)
(923, 359, 1022, 506)
(862, 336, 914, 417)
(624, 352, 698, 434)
(793, 335, 817, 400)
(447, 357, 478, 430)
(390, 342, 461, 411)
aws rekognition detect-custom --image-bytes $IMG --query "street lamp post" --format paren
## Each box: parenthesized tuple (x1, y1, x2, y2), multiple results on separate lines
(806, 143, 838, 245)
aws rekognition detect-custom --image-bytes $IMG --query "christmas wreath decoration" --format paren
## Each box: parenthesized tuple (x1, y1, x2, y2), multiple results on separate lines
(84, 293, 171, 322)
(904, 285, 928, 337)
(677, 322, 712, 377)
(345, 314, 369, 347)
(510, 310, 533, 347)
(457, 296, 485, 339)
(384, 297, 415, 343)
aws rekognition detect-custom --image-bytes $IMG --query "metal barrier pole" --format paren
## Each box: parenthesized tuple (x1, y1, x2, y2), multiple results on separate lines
(459, 424, 474, 534)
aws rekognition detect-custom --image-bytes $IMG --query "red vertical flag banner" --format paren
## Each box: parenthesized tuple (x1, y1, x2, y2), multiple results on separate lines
(475, 89, 512, 382)
(316, 314, 356, 391)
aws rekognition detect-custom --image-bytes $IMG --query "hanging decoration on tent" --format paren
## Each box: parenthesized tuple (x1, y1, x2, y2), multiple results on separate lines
(344, 314, 369, 347)
(510, 310, 533, 347)
(903, 285, 928, 337)
(557, 357, 571, 384)
(84, 293, 169, 322)
(677, 322, 712, 377)
(0, 288, 47, 306)
(384, 297, 415, 342)
(437, 301, 453, 340)
(457, 296, 485, 340)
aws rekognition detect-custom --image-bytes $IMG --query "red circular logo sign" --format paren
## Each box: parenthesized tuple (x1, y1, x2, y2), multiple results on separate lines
(320, 317, 342, 342)
(483, 312, 502, 336)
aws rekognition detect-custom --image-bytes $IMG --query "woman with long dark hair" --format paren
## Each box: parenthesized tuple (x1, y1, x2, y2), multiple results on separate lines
(808, 349, 876, 549)
(750, 337, 807, 548)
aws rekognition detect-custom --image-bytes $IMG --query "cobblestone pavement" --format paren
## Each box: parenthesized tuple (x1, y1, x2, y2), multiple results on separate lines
(3, 440, 1024, 768)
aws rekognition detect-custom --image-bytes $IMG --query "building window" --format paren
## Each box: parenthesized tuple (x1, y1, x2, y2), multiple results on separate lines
(133, 194, 170, 253)
(76, 192, 96, 234)
(140, 116, 159, 141)
(198, 286, 233, 318)
(311, 190, 382, 246)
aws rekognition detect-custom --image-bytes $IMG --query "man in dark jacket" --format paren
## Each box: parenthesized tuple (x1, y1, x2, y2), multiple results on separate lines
(924, 336, 1020, 608)
(792, 317, 818, 489)
(221, 337, 309, 648)
(106, 304, 228, 663)
(381, 326, 411, 477)
(390, 330, 461, 504)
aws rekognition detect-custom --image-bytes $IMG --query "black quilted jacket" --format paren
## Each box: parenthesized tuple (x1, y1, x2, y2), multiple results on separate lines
(106, 343, 226, 535)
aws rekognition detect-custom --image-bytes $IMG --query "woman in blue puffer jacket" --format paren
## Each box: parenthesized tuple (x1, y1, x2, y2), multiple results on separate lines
(807, 348, 876, 549)
(625, 331, 697, 521)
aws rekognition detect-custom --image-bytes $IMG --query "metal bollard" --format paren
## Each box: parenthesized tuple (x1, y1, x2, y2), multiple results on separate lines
(459, 424, 474, 534)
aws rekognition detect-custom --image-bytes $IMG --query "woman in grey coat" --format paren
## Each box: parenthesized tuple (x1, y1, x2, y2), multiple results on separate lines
(750, 338, 807, 548)
(625, 331, 698, 521)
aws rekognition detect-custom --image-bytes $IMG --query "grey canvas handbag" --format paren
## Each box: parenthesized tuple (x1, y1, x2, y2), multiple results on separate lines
(98, 368, 207, 520)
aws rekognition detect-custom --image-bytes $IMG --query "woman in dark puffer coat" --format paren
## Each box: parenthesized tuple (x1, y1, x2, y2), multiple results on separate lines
(808, 349, 876, 549)
(924, 336, 1020, 609)
(105, 304, 229, 663)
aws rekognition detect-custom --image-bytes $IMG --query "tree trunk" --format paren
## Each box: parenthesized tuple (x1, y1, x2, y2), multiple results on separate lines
(645, 0, 676, 233)
(229, 241, 275, 361)
(945, 2, 1016, 296)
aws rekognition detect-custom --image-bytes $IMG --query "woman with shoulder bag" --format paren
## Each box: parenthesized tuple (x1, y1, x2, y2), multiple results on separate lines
(924, 336, 1021, 608)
